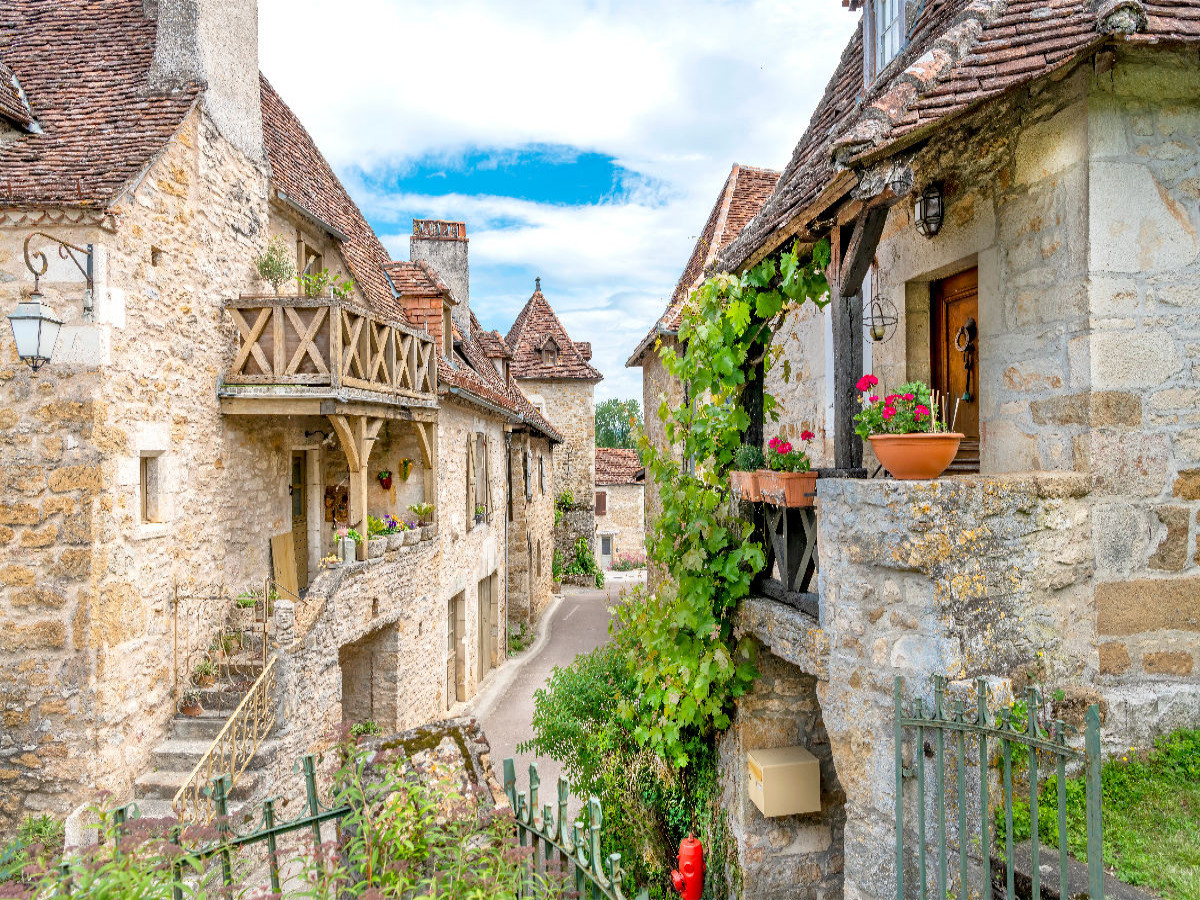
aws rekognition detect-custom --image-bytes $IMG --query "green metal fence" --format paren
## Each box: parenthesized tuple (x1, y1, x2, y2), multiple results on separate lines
(503, 759, 648, 900)
(893, 675, 1104, 900)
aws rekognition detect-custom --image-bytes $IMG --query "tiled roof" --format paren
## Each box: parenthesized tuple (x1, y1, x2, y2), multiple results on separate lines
(506, 288, 603, 381)
(383, 260, 452, 347)
(0, 0, 201, 207)
(261, 77, 409, 326)
(721, 0, 1200, 271)
(0, 57, 34, 129)
(626, 163, 778, 367)
(595, 448, 643, 485)
(440, 312, 562, 442)
(475, 329, 512, 360)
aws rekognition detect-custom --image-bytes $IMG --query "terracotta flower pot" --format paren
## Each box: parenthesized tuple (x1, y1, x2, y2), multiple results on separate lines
(729, 470, 761, 502)
(180, 701, 203, 717)
(759, 470, 818, 507)
(194, 674, 216, 689)
(869, 433, 963, 480)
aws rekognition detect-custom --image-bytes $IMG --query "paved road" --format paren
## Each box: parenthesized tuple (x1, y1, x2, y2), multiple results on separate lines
(475, 572, 643, 807)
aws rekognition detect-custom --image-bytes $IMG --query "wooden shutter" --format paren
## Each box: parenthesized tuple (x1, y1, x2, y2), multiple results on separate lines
(595, 491, 607, 516)
(466, 436, 475, 523)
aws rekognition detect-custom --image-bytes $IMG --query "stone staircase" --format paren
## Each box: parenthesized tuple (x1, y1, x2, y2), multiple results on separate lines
(133, 661, 281, 821)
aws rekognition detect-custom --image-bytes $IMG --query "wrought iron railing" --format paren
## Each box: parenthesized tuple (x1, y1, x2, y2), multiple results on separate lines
(893, 676, 1104, 900)
(173, 656, 279, 822)
(223, 297, 437, 401)
(503, 759, 648, 900)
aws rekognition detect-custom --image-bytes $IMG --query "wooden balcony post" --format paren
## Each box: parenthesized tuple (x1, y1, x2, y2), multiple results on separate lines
(329, 414, 383, 530)
(331, 304, 343, 390)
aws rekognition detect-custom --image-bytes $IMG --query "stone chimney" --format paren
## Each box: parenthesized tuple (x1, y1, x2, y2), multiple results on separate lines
(147, 0, 264, 160)
(411, 220, 470, 341)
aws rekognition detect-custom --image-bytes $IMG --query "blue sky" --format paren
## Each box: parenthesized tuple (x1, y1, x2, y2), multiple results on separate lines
(259, 0, 858, 402)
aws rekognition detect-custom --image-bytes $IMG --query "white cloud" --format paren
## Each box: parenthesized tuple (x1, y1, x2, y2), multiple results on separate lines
(260, 0, 858, 400)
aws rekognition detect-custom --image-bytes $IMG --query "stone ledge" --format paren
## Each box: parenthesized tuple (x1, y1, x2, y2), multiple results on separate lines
(736, 595, 829, 680)
(816, 470, 1094, 502)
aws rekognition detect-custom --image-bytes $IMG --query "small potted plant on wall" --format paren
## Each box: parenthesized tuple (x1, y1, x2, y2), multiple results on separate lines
(730, 444, 766, 501)
(192, 658, 217, 689)
(255, 236, 295, 295)
(377, 470, 393, 491)
(853, 375, 962, 480)
(475, 503, 487, 525)
(759, 431, 817, 506)
(180, 690, 203, 717)
(398, 458, 414, 482)
(366, 516, 387, 558)
(346, 527, 366, 562)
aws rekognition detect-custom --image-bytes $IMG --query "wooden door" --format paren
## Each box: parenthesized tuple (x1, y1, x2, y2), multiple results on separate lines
(446, 597, 456, 711)
(289, 453, 309, 587)
(931, 268, 980, 472)
(477, 577, 492, 681)
(448, 593, 467, 705)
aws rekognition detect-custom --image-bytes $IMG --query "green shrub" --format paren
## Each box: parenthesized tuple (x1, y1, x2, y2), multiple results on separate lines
(254, 236, 295, 294)
(0, 814, 65, 884)
(563, 536, 604, 588)
(732, 443, 765, 470)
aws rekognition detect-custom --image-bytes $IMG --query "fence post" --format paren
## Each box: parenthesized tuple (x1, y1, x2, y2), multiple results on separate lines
(211, 775, 234, 887)
(894, 675, 905, 900)
(976, 680, 991, 900)
(1085, 705, 1104, 900)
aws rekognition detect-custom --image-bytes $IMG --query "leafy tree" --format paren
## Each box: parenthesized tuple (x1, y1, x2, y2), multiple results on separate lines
(595, 398, 642, 449)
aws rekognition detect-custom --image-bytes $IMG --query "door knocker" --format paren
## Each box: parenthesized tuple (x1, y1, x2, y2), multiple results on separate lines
(954, 317, 977, 402)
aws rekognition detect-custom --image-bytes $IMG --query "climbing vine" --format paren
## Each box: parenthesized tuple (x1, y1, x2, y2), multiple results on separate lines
(620, 238, 831, 767)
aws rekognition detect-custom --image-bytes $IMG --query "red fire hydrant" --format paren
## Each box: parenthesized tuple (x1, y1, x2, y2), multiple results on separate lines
(670, 834, 704, 900)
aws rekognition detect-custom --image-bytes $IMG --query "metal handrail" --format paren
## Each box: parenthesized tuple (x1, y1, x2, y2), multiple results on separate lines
(173, 655, 278, 822)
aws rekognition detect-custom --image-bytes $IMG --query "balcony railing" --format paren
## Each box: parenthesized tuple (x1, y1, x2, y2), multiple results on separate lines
(223, 297, 437, 403)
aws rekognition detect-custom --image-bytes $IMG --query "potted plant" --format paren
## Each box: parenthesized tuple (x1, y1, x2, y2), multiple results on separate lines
(179, 690, 203, 717)
(208, 637, 225, 662)
(853, 375, 962, 480)
(232, 591, 257, 629)
(192, 659, 217, 689)
(320, 553, 342, 571)
(760, 431, 817, 506)
(345, 527, 366, 561)
(398, 458, 414, 481)
(474, 504, 486, 525)
(377, 470, 393, 491)
(730, 444, 766, 501)
(402, 517, 421, 546)
(408, 502, 434, 527)
(334, 527, 355, 564)
(255, 236, 295, 295)
(380, 514, 407, 551)
(222, 632, 241, 656)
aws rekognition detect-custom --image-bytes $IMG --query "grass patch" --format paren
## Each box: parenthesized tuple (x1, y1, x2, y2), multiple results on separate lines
(1000, 729, 1200, 900)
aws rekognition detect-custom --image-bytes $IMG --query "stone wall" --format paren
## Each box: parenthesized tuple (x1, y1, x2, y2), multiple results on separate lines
(516, 377, 595, 522)
(595, 482, 644, 566)
(638, 347, 684, 589)
(717, 651, 845, 900)
(506, 431, 555, 626)
(436, 400, 508, 693)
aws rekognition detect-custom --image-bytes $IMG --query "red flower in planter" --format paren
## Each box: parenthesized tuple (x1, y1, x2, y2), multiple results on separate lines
(800, 430, 815, 442)
(856, 374, 879, 392)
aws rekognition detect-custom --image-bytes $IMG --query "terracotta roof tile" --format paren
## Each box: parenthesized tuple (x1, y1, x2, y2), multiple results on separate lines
(595, 448, 642, 485)
(440, 311, 562, 442)
(506, 288, 603, 381)
(0, 57, 34, 129)
(0, 0, 200, 207)
(721, 1, 1200, 270)
(626, 163, 778, 366)
(261, 77, 408, 326)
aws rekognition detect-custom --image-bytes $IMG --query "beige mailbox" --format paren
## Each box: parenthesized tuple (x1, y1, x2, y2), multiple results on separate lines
(747, 745, 821, 817)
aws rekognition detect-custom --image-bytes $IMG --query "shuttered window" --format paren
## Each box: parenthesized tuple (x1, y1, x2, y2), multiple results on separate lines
(595, 491, 607, 516)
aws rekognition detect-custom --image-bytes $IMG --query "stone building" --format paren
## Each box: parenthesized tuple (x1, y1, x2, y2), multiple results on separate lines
(0, 0, 559, 834)
(635, 3, 1200, 899)
(627, 164, 778, 582)
(593, 448, 644, 569)
(506, 282, 603, 559)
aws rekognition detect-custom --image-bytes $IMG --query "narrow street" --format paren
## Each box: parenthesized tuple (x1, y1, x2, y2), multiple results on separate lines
(475, 572, 643, 805)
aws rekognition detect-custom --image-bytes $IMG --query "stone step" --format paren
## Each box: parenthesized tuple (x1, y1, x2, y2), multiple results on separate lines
(150, 737, 279, 773)
(134, 768, 263, 803)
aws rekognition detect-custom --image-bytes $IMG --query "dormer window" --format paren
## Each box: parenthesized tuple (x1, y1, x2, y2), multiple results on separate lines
(297, 238, 323, 276)
(864, 0, 906, 84)
(542, 341, 559, 366)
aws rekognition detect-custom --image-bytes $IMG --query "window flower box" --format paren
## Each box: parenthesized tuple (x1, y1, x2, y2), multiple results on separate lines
(758, 470, 818, 507)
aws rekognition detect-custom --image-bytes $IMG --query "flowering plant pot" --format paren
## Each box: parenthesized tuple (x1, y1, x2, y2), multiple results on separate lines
(869, 433, 963, 480)
(729, 470, 761, 502)
(386, 532, 405, 552)
(367, 537, 386, 559)
(180, 699, 203, 717)
(193, 673, 216, 689)
(377, 471, 392, 491)
(758, 469, 817, 507)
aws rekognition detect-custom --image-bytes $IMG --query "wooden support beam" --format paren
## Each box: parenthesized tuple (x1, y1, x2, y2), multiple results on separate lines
(328, 414, 384, 529)
(838, 205, 890, 300)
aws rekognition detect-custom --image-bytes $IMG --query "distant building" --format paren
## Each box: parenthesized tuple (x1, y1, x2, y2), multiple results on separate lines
(593, 448, 644, 569)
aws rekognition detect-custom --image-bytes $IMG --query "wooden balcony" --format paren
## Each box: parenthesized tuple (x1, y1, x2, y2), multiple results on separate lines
(218, 297, 438, 416)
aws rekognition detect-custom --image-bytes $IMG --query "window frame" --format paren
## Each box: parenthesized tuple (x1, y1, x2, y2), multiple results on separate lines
(595, 490, 607, 517)
(139, 452, 163, 524)
(864, 0, 906, 85)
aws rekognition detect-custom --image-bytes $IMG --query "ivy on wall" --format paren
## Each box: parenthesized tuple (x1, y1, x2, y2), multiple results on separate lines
(621, 238, 831, 767)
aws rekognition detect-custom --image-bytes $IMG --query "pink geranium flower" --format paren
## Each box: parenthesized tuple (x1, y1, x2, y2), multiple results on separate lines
(882, 407, 897, 420)
(800, 430, 815, 442)
(869, 395, 879, 403)
(856, 374, 879, 392)
(885, 394, 899, 404)
(779, 442, 793, 454)
(915, 405, 930, 418)
(768, 437, 780, 450)
(903, 393, 915, 401)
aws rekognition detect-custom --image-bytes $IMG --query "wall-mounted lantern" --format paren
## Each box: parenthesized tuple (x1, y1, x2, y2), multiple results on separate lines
(914, 183, 944, 237)
(7, 231, 94, 371)
(862, 296, 899, 343)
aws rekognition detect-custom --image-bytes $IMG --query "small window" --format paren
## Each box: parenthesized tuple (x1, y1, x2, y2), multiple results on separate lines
(298, 239, 323, 277)
(601, 536, 612, 556)
(140, 454, 162, 523)
(595, 491, 607, 516)
(542, 342, 559, 366)
(536, 540, 542, 578)
(867, 0, 905, 81)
